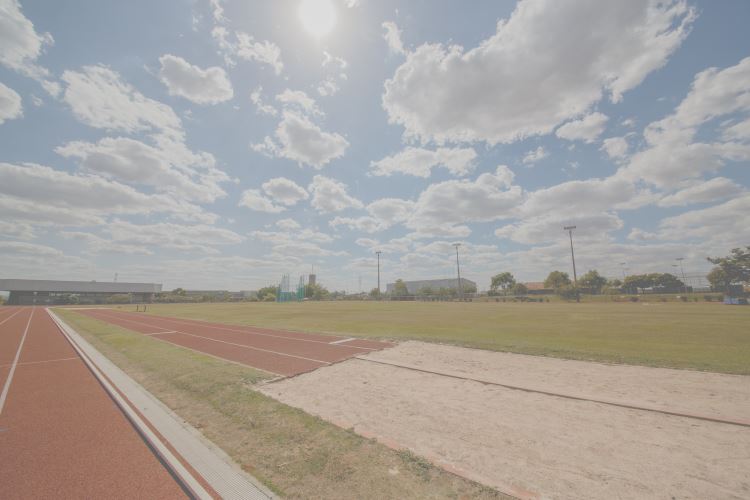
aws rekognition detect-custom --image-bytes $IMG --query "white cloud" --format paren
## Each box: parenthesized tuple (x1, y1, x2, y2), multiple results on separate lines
(0, 162, 214, 224)
(555, 112, 609, 143)
(495, 212, 623, 245)
(0, 81, 22, 124)
(275, 89, 322, 116)
(276, 218, 301, 230)
(261, 177, 309, 206)
(238, 189, 285, 213)
(406, 166, 521, 235)
(252, 111, 349, 169)
(0, 0, 58, 94)
(158, 54, 233, 105)
(318, 52, 348, 97)
(623, 57, 750, 187)
(250, 86, 277, 116)
(522, 146, 548, 165)
(251, 227, 343, 258)
(655, 194, 750, 243)
(657, 177, 745, 207)
(382, 21, 405, 55)
(383, 0, 694, 144)
(0, 220, 35, 240)
(212, 26, 283, 74)
(62, 65, 182, 136)
(601, 136, 629, 159)
(370, 146, 476, 177)
(308, 175, 363, 213)
(56, 137, 228, 203)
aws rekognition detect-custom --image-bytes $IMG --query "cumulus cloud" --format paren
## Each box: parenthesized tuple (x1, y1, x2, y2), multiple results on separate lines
(522, 146, 548, 165)
(601, 136, 630, 159)
(495, 212, 623, 244)
(308, 175, 363, 213)
(275, 218, 301, 230)
(623, 57, 750, 187)
(261, 177, 309, 206)
(555, 112, 609, 143)
(655, 194, 750, 243)
(370, 147, 476, 177)
(317, 51, 348, 97)
(250, 86, 277, 116)
(0, 81, 22, 124)
(56, 137, 228, 203)
(657, 177, 744, 207)
(251, 226, 343, 258)
(275, 89, 322, 116)
(212, 27, 283, 74)
(383, 0, 694, 144)
(158, 54, 233, 104)
(0, 0, 58, 94)
(238, 189, 285, 213)
(382, 21, 405, 55)
(252, 111, 349, 169)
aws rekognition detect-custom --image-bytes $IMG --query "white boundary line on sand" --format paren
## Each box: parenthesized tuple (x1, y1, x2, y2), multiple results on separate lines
(0, 308, 35, 416)
(48, 308, 275, 500)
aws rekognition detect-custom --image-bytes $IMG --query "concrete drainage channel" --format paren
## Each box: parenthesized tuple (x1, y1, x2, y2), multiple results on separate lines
(48, 308, 275, 500)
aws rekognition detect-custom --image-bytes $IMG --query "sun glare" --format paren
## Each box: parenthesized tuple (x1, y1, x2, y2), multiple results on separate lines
(298, 0, 337, 38)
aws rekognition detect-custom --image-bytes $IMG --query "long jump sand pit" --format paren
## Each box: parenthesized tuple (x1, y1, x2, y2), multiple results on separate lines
(260, 341, 750, 499)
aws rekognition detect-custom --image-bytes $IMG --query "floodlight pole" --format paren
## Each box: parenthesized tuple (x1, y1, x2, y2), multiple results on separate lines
(676, 257, 687, 293)
(564, 226, 579, 302)
(453, 243, 463, 300)
(375, 251, 382, 297)
(620, 262, 627, 280)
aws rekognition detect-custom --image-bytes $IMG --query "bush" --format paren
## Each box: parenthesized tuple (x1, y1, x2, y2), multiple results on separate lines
(263, 294, 276, 302)
(557, 285, 580, 301)
(679, 295, 688, 302)
(629, 296, 639, 302)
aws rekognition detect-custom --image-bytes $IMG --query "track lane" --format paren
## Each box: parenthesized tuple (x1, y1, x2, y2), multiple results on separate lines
(0, 309, 32, 395)
(0, 308, 188, 499)
(78, 308, 393, 376)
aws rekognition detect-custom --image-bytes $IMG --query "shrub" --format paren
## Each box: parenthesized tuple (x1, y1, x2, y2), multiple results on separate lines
(629, 296, 639, 302)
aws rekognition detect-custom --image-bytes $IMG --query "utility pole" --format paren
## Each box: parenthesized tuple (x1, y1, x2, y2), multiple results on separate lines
(453, 243, 463, 300)
(375, 251, 382, 297)
(676, 257, 687, 293)
(564, 226, 579, 302)
(619, 262, 627, 281)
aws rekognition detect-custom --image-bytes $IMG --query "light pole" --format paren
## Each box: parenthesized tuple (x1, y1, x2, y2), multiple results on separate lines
(620, 262, 627, 281)
(676, 257, 687, 293)
(375, 250, 382, 297)
(453, 243, 462, 300)
(564, 226, 578, 302)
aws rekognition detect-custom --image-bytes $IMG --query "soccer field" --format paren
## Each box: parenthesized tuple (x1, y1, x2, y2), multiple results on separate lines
(131, 300, 750, 374)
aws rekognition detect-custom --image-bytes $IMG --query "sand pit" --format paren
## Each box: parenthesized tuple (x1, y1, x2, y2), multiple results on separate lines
(260, 341, 750, 499)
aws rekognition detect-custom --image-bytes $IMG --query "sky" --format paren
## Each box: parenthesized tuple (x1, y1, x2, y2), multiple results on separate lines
(0, 0, 748, 292)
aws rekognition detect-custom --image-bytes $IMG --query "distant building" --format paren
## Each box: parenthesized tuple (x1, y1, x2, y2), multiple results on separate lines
(386, 278, 477, 295)
(522, 282, 554, 295)
(0, 279, 161, 305)
(308, 274, 316, 286)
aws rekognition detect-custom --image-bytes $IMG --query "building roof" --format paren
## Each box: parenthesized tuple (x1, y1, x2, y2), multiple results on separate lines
(0, 279, 162, 294)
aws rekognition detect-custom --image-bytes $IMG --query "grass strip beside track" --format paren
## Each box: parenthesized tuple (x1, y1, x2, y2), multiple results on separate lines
(133, 301, 750, 375)
(56, 309, 506, 500)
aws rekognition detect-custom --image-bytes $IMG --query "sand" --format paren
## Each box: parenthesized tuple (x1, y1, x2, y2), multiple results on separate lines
(260, 341, 750, 499)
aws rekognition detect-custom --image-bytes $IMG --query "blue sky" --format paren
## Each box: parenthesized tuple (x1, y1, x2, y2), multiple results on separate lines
(0, 0, 748, 292)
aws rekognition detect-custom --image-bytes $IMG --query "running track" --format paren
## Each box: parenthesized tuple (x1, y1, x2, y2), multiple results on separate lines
(0, 306, 190, 499)
(77, 308, 393, 376)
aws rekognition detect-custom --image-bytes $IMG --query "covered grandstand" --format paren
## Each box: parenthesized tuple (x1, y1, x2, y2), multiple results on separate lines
(0, 279, 162, 305)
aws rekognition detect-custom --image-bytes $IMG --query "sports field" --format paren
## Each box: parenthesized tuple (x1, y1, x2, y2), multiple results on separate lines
(132, 301, 750, 374)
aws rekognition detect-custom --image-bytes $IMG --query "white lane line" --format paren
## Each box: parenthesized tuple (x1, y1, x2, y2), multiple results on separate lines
(0, 356, 79, 369)
(104, 310, 380, 351)
(89, 311, 331, 366)
(329, 337, 356, 345)
(0, 308, 24, 327)
(144, 330, 177, 336)
(0, 308, 35, 416)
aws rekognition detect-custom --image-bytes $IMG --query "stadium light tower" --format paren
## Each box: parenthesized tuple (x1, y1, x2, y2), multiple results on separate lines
(375, 250, 382, 296)
(564, 226, 579, 302)
(619, 262, 627, 280)
(453, 243, 463, 299)
(676, 257, 687, 293)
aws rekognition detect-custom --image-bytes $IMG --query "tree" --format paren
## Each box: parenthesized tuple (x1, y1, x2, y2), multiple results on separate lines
(369, 288, 381, 299)
(706, 267, 729, 292)
(418, 286, 434, 296)
(707, 247, 750, 291)
(257, 285, 278, 301)
(462, 282, 477, 294)
(579, 270, 607, 294)
(544, 271, 571, 290)
(305, 283, 330, 300)
(172, 287, 186, 296)
(391, 279, 409, 297)
(510, 283, 528, 296)
(490, 272, 516, 295)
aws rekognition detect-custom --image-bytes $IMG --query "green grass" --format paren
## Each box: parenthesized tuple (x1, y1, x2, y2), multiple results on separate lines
(56, 309, 507, 500)
(122, 300, 750, 374)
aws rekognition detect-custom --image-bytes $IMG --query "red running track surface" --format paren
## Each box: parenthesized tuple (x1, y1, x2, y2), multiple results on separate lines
(0, 307, 188, 499)
(77, 308, 394, 376)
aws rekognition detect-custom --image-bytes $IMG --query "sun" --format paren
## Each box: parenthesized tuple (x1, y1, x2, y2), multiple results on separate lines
(298, 0, 337, 38)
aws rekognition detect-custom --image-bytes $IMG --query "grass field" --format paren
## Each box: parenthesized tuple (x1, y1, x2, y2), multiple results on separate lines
(56, 309, 505, 499)
(126, 300, 750, 374)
